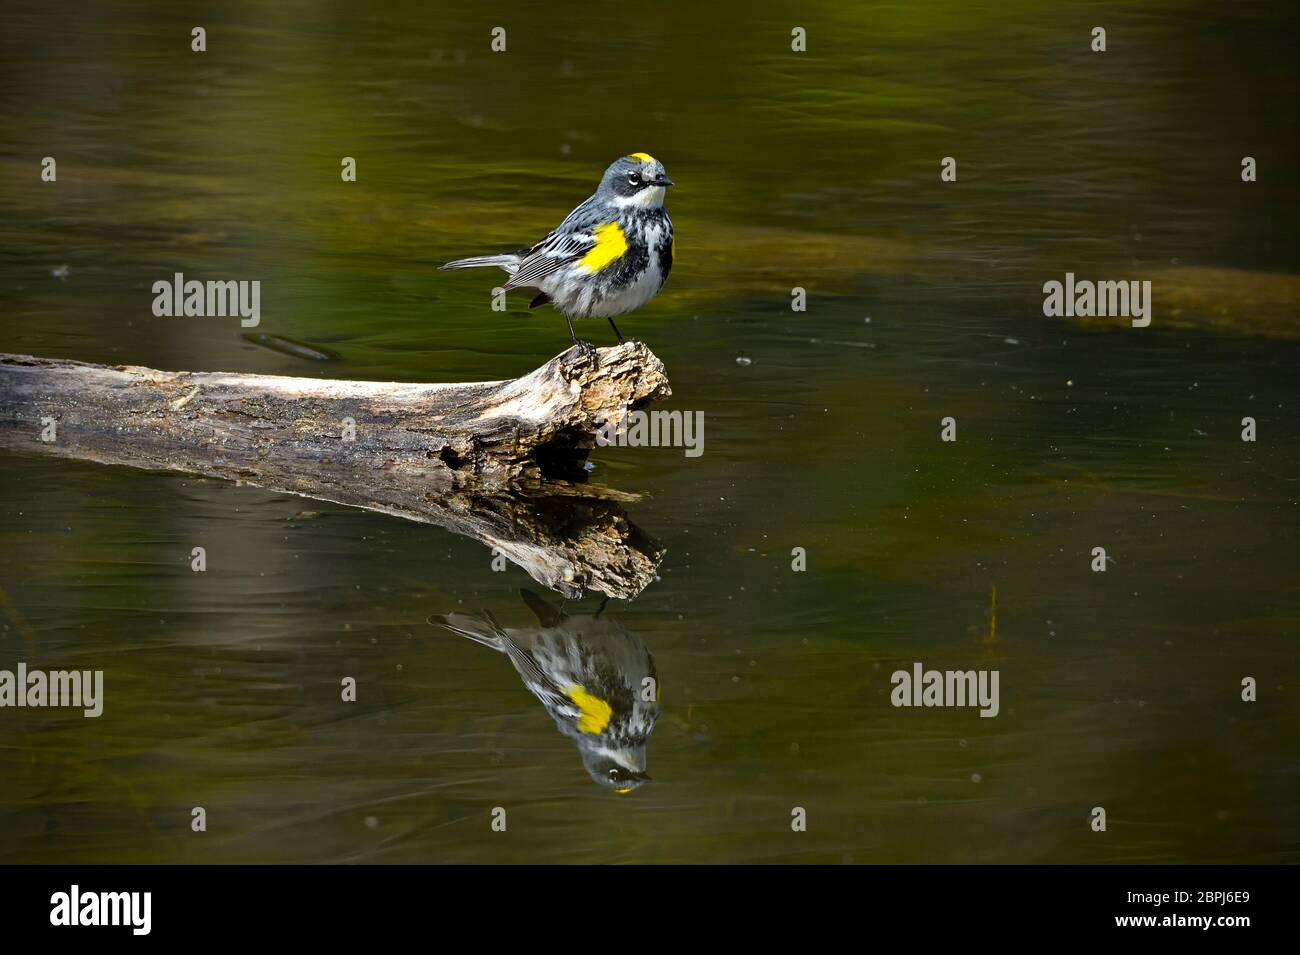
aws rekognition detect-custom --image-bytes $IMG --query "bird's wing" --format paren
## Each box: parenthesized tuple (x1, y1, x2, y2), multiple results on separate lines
(503, 228, 596, 290)
(500, 638, 572, 710)
(502, 195, 612, 291)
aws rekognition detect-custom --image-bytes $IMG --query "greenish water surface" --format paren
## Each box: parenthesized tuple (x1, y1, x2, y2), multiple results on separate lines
(0, 0, 1297, 863)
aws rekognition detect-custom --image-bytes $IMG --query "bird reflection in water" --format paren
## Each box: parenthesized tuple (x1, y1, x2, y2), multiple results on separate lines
(430, 589, 660, 793)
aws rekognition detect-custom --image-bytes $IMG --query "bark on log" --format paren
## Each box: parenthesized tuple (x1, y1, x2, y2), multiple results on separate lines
(0, 344, 670, 599)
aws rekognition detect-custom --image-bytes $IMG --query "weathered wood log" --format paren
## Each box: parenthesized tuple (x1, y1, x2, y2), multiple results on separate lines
(0, 344, 670, 599)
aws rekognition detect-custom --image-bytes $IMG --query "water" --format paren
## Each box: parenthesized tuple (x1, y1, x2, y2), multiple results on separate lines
(1, 0, 1297, 863)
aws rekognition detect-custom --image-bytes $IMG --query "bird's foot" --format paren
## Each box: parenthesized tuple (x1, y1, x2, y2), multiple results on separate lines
(571, 339, 599, 364)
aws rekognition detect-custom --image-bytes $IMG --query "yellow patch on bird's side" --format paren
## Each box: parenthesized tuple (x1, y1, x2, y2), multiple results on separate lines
(565, 685, 613, 734)
(580, 222, 628, 272)
(627, 152, 656, 163)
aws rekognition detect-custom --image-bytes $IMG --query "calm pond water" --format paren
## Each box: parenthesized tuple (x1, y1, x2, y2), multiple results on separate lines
(1, 1, 1297, 863)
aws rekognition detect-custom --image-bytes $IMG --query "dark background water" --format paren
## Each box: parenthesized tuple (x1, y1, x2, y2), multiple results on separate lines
(1, 0, 1297, 862)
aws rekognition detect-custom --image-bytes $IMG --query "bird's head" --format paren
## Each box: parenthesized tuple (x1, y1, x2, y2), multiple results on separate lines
(579, 744, 652, 794)
(601, 153, 673, 208)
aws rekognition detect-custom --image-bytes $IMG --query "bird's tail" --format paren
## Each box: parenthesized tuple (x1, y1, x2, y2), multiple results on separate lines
(428, 609, 509, 652)
(438, 253, 520, 273)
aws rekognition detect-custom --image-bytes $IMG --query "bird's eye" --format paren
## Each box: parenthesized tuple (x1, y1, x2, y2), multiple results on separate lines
(627, 173, 641, 186)
(609, 768, 619, 777)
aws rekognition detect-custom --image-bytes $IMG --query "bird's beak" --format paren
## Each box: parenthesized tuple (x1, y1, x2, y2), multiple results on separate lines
(650, 176, 673, 187)
(631, 771, 652, 781)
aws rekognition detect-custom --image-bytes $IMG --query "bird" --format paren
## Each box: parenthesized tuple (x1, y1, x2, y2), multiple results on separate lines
(439, 153, 674, 356)
(429, 589, 661, 793)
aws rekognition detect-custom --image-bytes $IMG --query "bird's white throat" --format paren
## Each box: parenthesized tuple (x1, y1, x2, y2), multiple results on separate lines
(615, 185, 666, 209)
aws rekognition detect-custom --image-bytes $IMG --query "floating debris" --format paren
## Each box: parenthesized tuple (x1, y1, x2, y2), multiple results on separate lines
(241, 332, 340, 362)
(51, 264, 70, 281)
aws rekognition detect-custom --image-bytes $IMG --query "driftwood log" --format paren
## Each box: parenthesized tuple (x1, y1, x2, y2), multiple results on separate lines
(0, 344, 670, 599)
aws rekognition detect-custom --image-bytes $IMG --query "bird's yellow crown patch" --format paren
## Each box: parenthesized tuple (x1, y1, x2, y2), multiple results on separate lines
(564, 685, 613, 734)
(627, 152, 656, 163)
(580, 222, 628, 272)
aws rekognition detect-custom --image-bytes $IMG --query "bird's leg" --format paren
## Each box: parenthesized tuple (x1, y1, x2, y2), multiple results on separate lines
(564, 313, 598, 363)
(606, 317, 626, 344)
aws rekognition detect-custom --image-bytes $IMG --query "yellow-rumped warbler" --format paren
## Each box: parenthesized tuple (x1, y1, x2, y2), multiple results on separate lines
(440, 153, 674, 355)
(430, 589, 660, 793)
